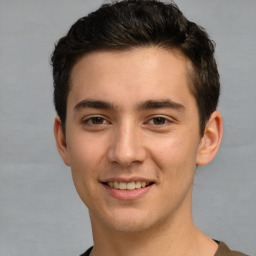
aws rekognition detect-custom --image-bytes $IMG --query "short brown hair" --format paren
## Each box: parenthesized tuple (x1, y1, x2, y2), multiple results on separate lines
(51, 0, 220, 135)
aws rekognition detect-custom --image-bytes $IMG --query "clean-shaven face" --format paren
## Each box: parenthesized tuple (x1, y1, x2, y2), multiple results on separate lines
(61, 47, 205, 233)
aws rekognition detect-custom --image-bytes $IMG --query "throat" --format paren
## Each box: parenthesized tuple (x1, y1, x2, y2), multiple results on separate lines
(90, 212, 202, 256)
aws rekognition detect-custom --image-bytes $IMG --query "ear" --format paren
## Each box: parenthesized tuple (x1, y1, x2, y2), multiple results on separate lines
(196, 111, 223, 166)
(54, 116, 70, 166)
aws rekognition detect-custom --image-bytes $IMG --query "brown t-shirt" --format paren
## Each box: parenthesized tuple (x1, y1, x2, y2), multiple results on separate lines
(80, 241, 248, 256)
(215, 241, 248, 256)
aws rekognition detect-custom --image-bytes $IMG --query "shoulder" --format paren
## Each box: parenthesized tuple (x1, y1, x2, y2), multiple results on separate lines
(215, 241, 249, 256)
(79, 246, 93, 256)
(79, 243, 249, 256)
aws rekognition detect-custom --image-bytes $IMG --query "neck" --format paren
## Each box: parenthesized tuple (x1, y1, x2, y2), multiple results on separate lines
(89, 191, 217, 256)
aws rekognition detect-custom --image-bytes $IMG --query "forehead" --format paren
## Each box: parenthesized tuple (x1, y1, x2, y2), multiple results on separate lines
(68, 47, 194, 110)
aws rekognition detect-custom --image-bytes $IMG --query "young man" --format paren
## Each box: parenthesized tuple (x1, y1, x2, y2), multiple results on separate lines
(51, 1, 247, 255)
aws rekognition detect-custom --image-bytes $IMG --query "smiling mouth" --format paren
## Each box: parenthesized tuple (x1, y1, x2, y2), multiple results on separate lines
(104, 181, 154, 190)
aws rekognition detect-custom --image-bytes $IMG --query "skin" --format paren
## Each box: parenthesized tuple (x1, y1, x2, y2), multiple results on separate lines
(54, 47, 223, 256)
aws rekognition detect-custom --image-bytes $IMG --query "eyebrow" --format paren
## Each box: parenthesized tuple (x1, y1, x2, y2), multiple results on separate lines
(136, 99, 185, 112)
(74, 99, 185, 112)
(74, 100, 116, 111)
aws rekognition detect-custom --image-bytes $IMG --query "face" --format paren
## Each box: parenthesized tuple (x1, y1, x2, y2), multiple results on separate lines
(55, 47, 220, 234)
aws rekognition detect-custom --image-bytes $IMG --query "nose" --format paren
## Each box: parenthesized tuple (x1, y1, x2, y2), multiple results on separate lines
(107, 122, 147, 167)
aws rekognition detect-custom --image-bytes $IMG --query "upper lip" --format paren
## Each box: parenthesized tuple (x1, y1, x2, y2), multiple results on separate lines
(100, 176, 156, 183)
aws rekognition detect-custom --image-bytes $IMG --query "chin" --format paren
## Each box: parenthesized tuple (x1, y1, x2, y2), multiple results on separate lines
(101, 208, 161, 234)
(107, 218, 150, 233)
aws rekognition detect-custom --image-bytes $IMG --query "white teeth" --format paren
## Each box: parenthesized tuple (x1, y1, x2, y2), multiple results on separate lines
(127, 181, 135, 190)
(135, 181, 141, 189)
(119, 182, 127, 190)
(113, 181, 119, 189)
(141, 181, 146, 188)
(107, 181, 151, 190)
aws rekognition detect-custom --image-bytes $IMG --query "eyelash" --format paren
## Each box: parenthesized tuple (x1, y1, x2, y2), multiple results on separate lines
(146, 116, 172, 126)
(82, 116, 110, 125)
(82, 115, 173, 127)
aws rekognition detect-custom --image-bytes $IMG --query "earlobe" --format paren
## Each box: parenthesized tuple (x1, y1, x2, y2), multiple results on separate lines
(54, 116, 70, 166)
(196, 111, 223, 166)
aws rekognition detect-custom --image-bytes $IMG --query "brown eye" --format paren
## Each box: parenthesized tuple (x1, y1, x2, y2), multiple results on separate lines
(83, 116, 108, 125)
(91, 117, 105, 124)
(152, 117, 168, 125)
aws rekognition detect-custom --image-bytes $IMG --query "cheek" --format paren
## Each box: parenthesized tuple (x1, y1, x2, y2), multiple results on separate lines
(68, 132, 105, 165)
(152, 137, 198, 203)
(150, 137, 184, 164)
(66, 134, 108, 205)
(151, 135, 199, 175)
(66, 133, 108, 189)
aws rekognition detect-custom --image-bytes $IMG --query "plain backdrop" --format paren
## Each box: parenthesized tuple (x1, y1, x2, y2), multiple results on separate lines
(0, 0, 255, 255)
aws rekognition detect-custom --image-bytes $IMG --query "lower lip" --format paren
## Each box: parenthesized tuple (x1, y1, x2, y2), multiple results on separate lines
(103, 183, 154, 200)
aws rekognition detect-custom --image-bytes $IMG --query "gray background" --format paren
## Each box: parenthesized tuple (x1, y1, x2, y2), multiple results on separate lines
(0, 0, 255, 255)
